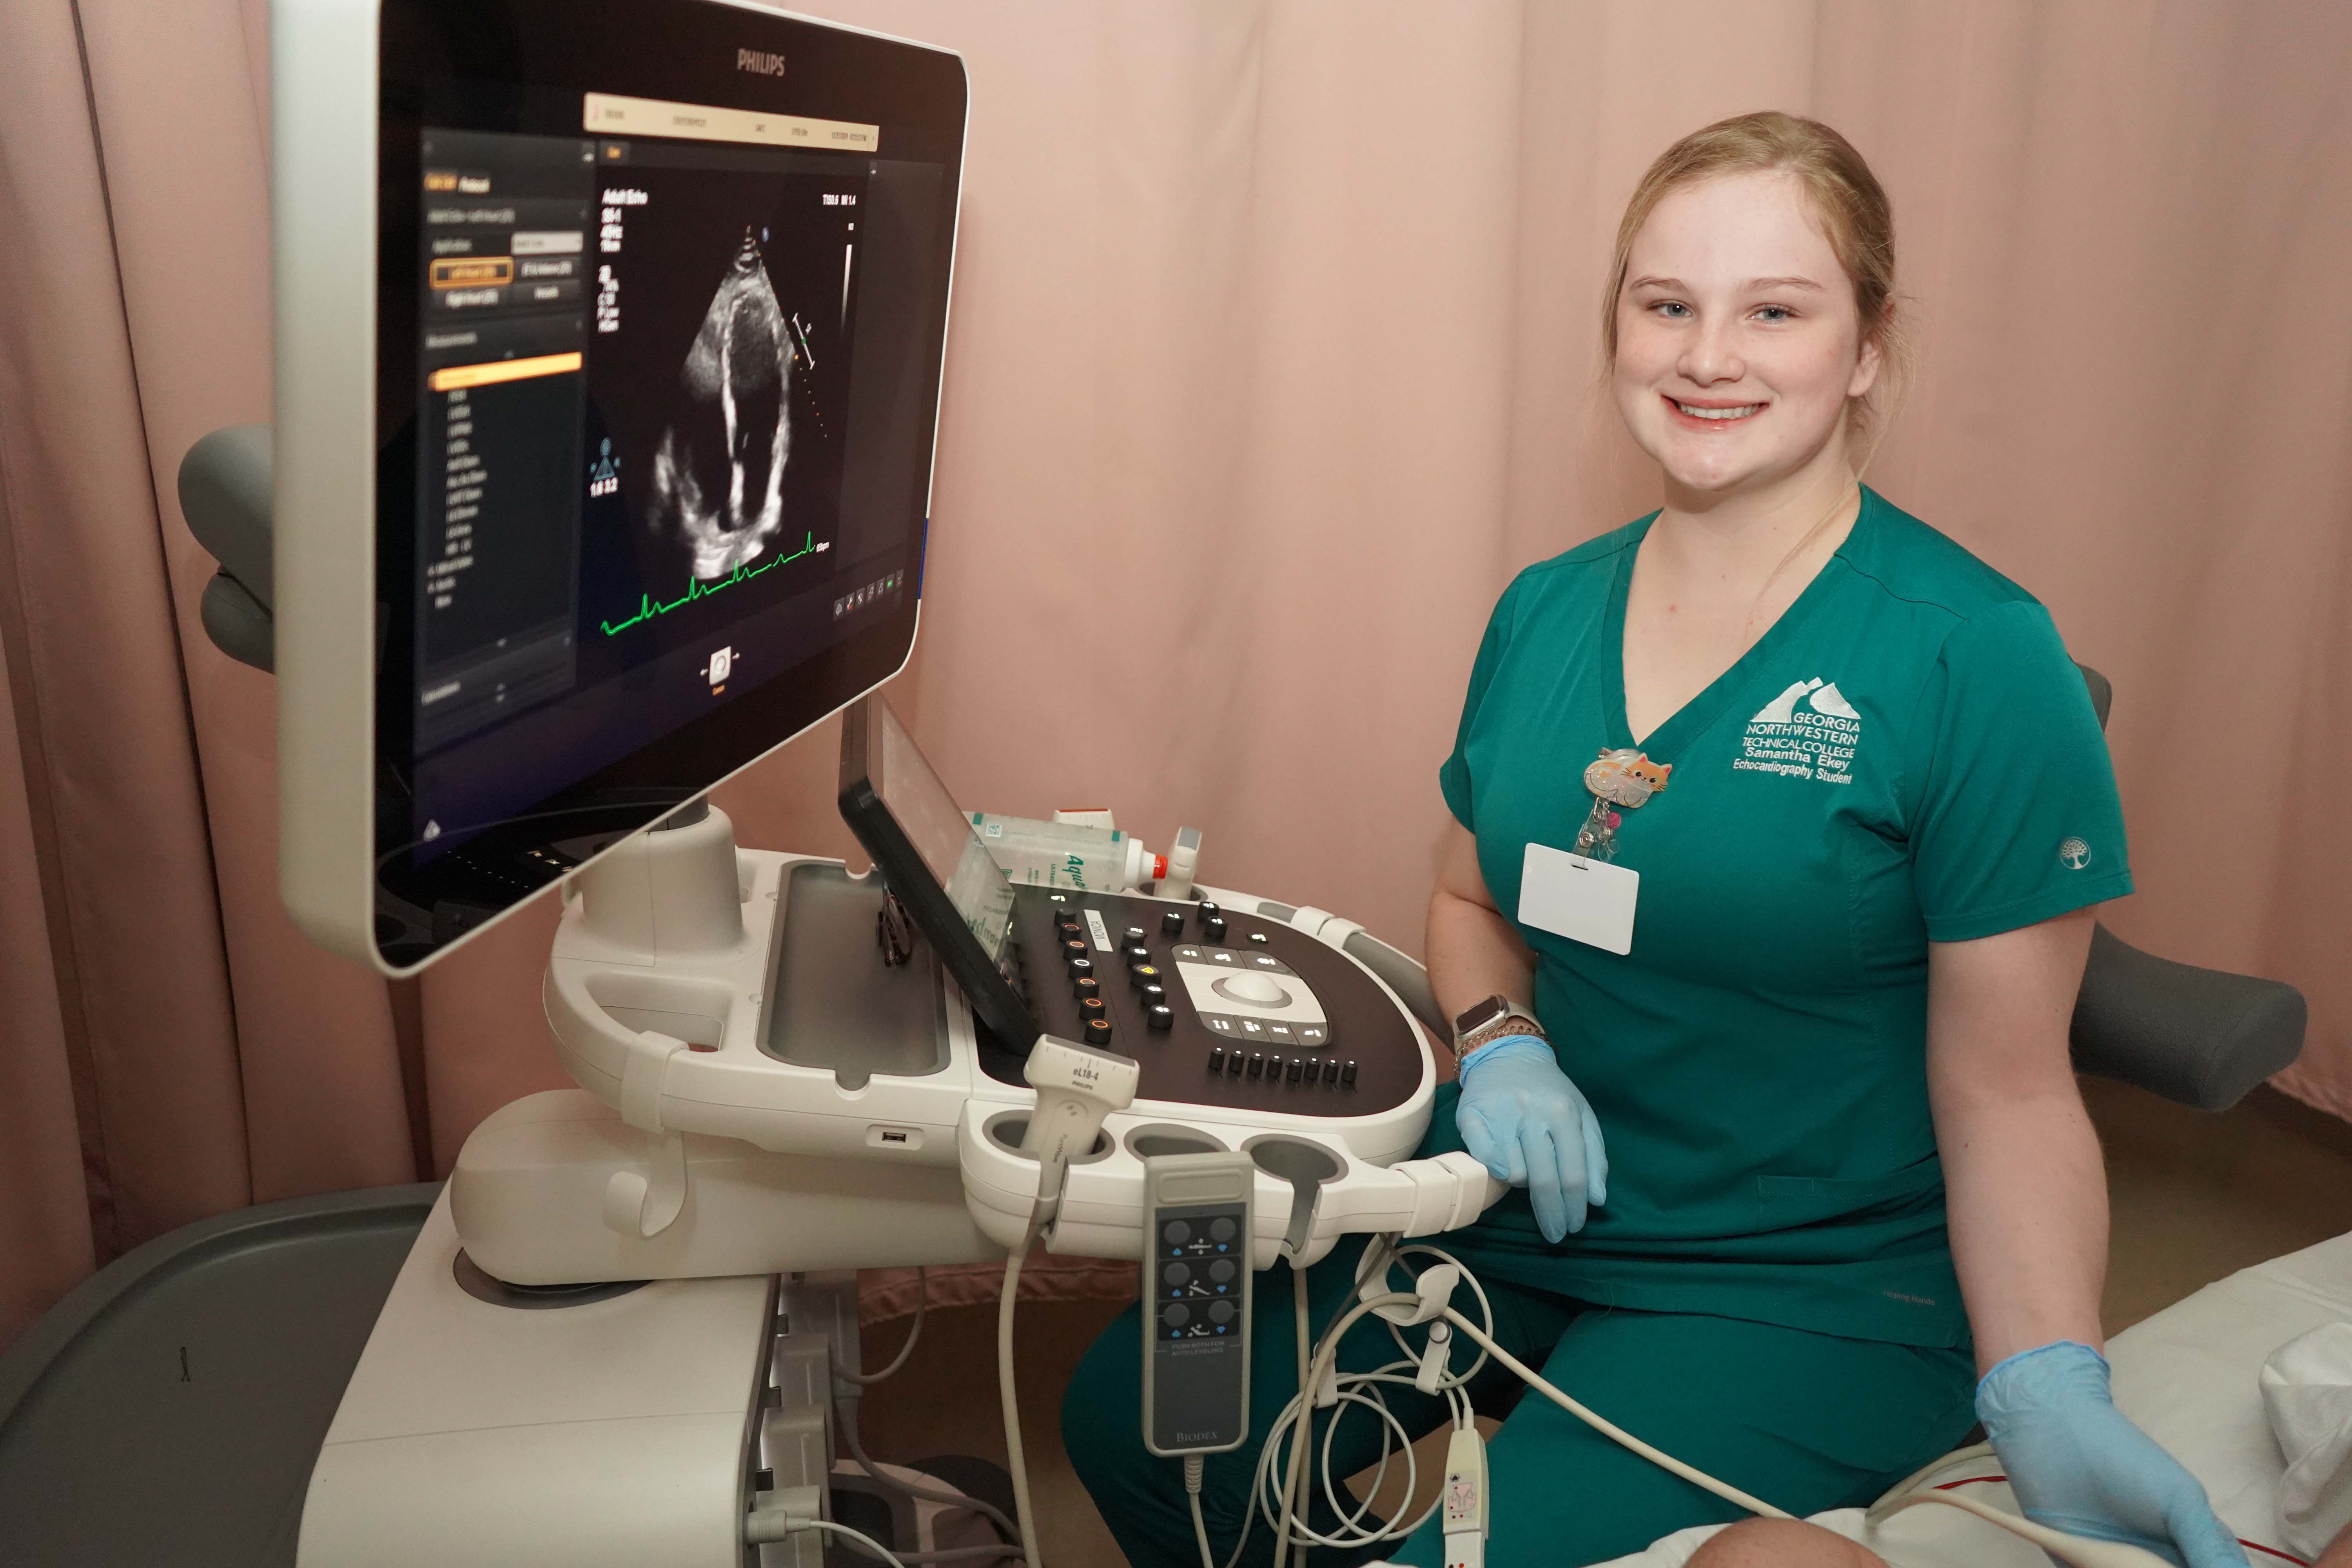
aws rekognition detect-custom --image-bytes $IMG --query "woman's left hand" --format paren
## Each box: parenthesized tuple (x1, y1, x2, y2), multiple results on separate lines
(1978, 1341, 2246, 1567)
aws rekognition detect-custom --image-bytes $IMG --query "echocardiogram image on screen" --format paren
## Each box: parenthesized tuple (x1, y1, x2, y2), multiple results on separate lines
(367, 4, 964, 968)
(577, 161, 866, 678)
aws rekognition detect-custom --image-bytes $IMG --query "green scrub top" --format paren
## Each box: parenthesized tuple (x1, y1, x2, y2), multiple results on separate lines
(1433, 486, 2131, 1347)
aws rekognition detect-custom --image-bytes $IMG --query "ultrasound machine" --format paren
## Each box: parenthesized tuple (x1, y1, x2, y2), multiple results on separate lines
(179, 6, 2280, 1567)
(221, 4, 1506, 1565)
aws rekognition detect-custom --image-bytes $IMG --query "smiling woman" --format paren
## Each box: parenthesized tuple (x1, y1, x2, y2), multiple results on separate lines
(1601, 114, 1911, 458)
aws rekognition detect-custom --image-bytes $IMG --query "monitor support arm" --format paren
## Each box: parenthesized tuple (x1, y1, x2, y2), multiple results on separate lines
(179, 425, 276, 673)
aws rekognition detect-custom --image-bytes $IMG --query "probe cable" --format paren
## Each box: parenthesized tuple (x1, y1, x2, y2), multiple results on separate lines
(840, 1265, 929, 1385)
(1183, 1456, 1215, 1568)
(1204, 1237, 2210, 1568)
(829, 1266, 1029, 1550)
(835, 1395, 1027, 1550)
(1000, 1201, 1053, 1568)
(1222, 1240, 1791, 1566)
(746, 1513, 1021, 1566)
(1432, 1306, 1790, 1520)
(1271, 1263, 1314, 1568)
(1209, 1243, 1484, 1567)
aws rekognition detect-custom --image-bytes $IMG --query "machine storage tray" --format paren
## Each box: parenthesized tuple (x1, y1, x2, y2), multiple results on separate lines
(0, 1183, 439, 1567)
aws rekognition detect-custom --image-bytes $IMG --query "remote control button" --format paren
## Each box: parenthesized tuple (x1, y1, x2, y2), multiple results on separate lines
(1068, 957, 1095, 984)
(1296, 1023, 1329, 1048)
(1247, 1053, 1264, 1079)
(1161, 1303, 1191, 1329)
(1322, 1058, 1339, 1084)
(1249, 932, 1270, 945)
(1265, 1056, 1283, 1083)
(1203, 917, 1227, 942)
(1341, 1060, 1358, 1085)
(1209, 1258, 1237, 1284)
(1062, 938, 1089, 960)
(1128, 964, 1162, 989)
(1196, 901, 1220, 918)
(1085, 1018, 1114, 1045)
(1078, 997, 1107, 1023)
(1208, 1299, 1237, 1325)
(1201, 1014, 1234, 1036)
(1285, 1057, 1304, 1083)
(1073, 976, 1101, 1000)
(1161, 910, 1185, 936)
(1169, 944, 1204, 963)
(1208, 1217, 1237, 1243)
(1123, 943, 1151, 965)
(1141, 982, 1168, 1007)
(1148, 1004, 1174, 1031)
(1163, 1220, 1192, 1246)
(1123, 926, 1147, 945)
(1162, 1261, 1190, 1289)
(1208, 1047, 1225, 1071)
(1266, 1022, 1298, 1046)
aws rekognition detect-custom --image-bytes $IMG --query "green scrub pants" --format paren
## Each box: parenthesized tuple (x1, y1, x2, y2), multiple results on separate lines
(1062, 1235, 1977, 1568)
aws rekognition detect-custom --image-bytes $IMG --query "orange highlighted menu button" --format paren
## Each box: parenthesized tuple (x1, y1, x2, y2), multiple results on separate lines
(426, 352, 583, 393)
(429, 256, 514, 289)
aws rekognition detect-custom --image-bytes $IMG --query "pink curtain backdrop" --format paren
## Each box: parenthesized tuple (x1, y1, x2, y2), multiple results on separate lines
(3, 0, 2348, 1350)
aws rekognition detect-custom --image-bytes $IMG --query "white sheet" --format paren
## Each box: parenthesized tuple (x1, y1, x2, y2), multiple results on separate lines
(1590, 1230, 2352, 1567)
(2261, 1322, 2352, 1559)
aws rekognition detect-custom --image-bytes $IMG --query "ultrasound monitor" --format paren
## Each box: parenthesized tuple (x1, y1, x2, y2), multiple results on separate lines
(271, 0, 966, 972)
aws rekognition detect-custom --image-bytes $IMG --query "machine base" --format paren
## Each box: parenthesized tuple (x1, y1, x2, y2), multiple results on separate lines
(451, 1089, 996, 1285)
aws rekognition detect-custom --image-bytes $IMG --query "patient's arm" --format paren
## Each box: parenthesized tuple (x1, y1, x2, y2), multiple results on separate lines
(2319, 1518, 2352, 1568)
(1684, 1519, 1889, 1568)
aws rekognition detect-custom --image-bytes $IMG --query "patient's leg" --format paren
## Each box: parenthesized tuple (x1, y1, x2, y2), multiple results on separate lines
(1686, 1518, 1890, 1568)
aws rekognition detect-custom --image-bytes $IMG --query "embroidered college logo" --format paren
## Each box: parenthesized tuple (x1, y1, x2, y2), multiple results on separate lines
(1734, 678, 1859, 785)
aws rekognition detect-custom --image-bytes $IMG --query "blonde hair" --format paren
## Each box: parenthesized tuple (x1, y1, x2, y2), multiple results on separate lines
(1601, 111, 1913, 446)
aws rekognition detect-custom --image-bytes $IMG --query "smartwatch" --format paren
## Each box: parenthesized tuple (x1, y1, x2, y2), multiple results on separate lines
(1450, 993, 1543, 1061)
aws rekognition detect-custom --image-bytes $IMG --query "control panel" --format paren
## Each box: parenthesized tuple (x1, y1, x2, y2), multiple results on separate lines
(1141, 1152, 1253, 1456)
(982, 889, 1420, 1118)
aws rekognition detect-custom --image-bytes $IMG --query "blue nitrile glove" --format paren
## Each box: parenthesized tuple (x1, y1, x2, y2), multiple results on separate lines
(1977, 1340, 2246, 1568)
(1453, 1036, 1608, 1244)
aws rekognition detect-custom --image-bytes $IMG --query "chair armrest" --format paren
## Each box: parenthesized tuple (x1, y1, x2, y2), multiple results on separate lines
(2071, 922, 2307, 1111)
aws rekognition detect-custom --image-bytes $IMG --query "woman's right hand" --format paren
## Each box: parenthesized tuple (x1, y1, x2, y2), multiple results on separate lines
(1454, 1036, 1609, 1242)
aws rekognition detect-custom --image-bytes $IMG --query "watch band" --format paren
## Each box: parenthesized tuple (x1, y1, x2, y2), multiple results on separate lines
(1450, 993, 1542, 1060)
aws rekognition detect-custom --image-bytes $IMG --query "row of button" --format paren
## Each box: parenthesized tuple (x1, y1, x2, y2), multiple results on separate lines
(1056, 895, 1229, 945)
(1207, 1048, 1357, 1087)
(1163, 1257, 1239, 1290)
(1161, 1298, 1238, 1336)
(1169, 945, 1294, 976)
(1199, 1014, 1329, 1048)
(1161, 1216, 1238, 1247)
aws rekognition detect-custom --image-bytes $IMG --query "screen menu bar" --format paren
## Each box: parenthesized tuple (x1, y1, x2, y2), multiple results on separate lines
(414, 131, 596, 756)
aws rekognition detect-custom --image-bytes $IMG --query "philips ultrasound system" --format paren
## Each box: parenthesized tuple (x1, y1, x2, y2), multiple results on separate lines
(247, 9, 2210, 1568)
(267, 4, 1503, 1564)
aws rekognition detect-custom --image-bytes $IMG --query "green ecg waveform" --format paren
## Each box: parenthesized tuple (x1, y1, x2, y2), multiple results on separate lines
(599, 532, 817, 637)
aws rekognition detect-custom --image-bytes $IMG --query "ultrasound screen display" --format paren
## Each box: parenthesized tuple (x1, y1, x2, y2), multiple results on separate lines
(374, 1, 964, 966)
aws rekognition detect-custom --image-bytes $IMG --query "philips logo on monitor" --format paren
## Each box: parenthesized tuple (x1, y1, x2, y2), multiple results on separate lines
(737, 49, 788, 77)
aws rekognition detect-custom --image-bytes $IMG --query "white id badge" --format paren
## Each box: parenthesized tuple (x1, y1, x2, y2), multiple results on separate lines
(1518, 842, 1639, 955)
